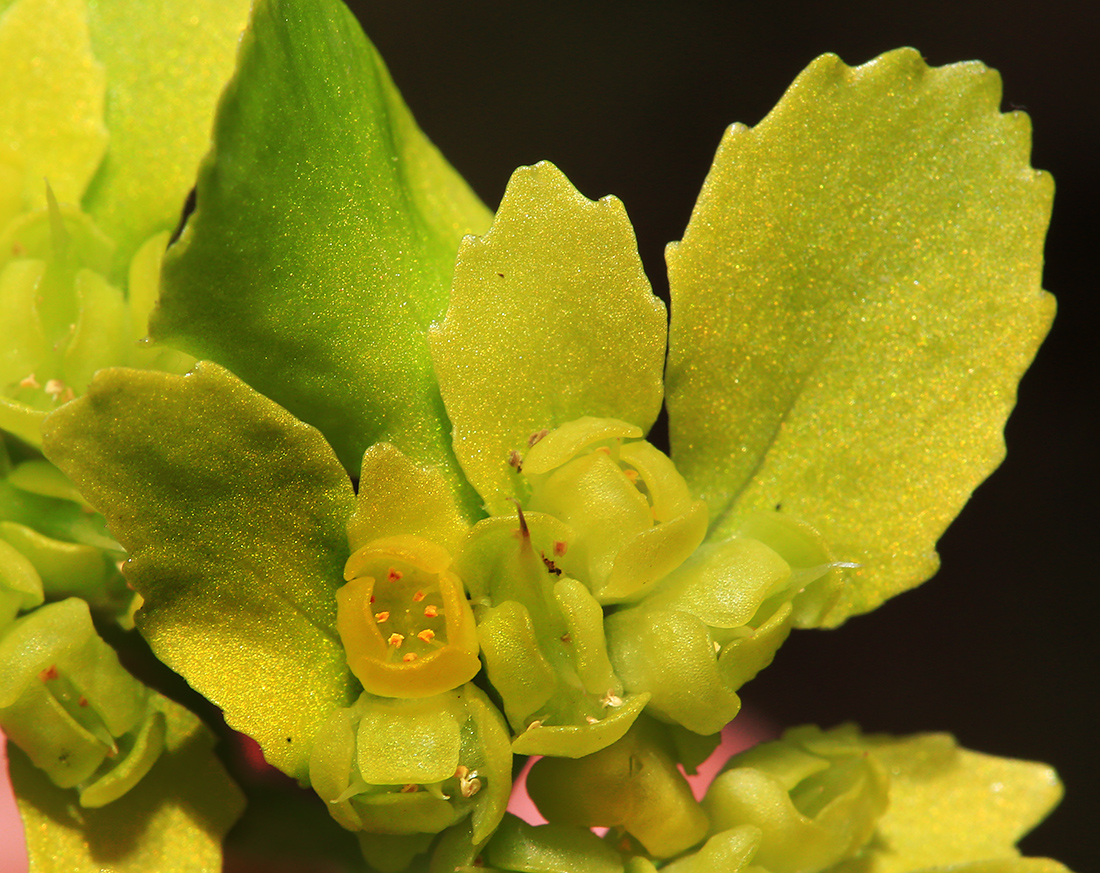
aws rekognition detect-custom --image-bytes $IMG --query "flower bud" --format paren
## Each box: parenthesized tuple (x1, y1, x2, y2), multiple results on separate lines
(703, 724, 889, 873)
(606, 512, 847, 735)
(526, 715, 710, 858)
(308, 684, 510, 843)
(456, 511, 648, 758)
(478, 814, 626, 873)
(523, 417, 707, 603)
(0, 537, 43, 627)
(0, 598, 166, 806)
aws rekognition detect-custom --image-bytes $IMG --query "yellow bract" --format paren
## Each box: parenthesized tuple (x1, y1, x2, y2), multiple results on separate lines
(431, 161, 667, 515)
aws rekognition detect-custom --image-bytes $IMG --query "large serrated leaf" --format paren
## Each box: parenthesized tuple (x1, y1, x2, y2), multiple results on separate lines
(156, 0, 491, 513)
(666, 48, 1054, 625)
(41, 363, 357, 780)
(10, 694, 243, 873)
(431, 161, 666, 514)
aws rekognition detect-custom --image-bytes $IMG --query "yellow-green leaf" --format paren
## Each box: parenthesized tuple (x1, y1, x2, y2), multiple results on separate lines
(0, 0, 107, 215)
(666, 49, 1054, 625)
(834, 732, 1064, 873)
(431, 161, 666, 514)
(40, 363, 357, 780)
(156, 0, 491, 513)
(80, 0, 253, 273)
(10, 693, 243, 873)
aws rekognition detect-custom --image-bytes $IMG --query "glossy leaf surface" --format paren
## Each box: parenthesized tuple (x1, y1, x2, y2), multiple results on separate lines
(350, 443, 470, 554)
(666, 48, 1054, 624)
(81, 0, 253, 273)
(838, 731, 1065, 873)
(431, 162, 666, 514)
(41, 363, 357, 780)
(157, 0, 491, 507)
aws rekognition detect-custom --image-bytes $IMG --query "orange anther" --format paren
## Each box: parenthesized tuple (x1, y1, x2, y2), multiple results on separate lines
(417, 629, 436, 643)
(553, 540, 567, 556)
(596, 445, 611, 455)
(623, 468, 639, 483)
(374, 611, 390, 623)
(387, 568, 403, 582)
(423, 604, 439, 618)
(39, 665, 58, 681)
(400, 783, 419, 793)
(412, 590, 425, 602)
(402, 652, 418, 662)
(387, 633, 405, 648)
(78, 696, 88, 707)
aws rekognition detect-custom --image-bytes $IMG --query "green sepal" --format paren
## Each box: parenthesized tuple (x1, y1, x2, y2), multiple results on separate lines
(666, 48, 1055, 626)
(0, 472, 120, 553)
(358, 831, 434, 873)
(704, 725, 889, 873)
(41, 362, 358, 780)
(308, 685, 510, 843)
(428, 815, 490, 873)
(482, 814, 625, 873)
(605, 605, 745, 736)
(157, 0, 490, 508)
(732, 511, 844, 628)
(523, 419, 708, 603)
(511, 692, 650, 759)
(660, 825, 762, 873)
(10, 689, 244, 873)
(5, 458, 91, 506)
(0, 520, 119, 604)
(460, 512, 643, 755)
(431, 162, 666, 515)
(477, 599, 557, 728)
(526, 715, 710, 859)
(78, 707, 167, 808)
(640, 536, 791, 628)
(0, 537, 43, 626)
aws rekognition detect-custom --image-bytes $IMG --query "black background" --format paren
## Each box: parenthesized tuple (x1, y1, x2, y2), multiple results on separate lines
(349, 2, 1097, 869)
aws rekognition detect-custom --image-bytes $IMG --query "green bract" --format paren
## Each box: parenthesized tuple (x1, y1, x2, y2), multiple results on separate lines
(1, 0, 1072, 870)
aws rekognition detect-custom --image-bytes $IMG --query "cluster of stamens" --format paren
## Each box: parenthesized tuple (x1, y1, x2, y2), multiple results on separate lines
(364, 563, 447, 664)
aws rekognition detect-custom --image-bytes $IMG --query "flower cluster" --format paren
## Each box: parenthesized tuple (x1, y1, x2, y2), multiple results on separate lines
(0, 0, 1071, 870)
